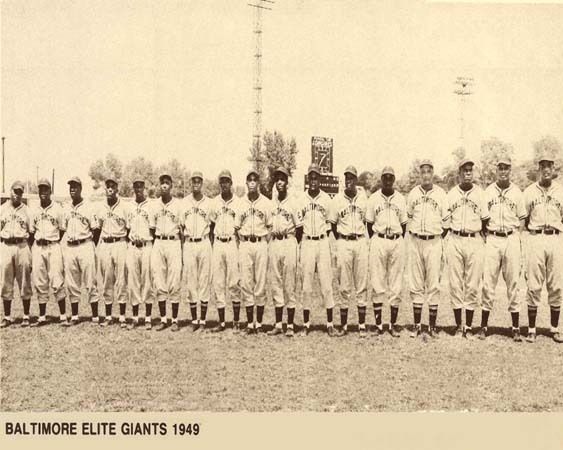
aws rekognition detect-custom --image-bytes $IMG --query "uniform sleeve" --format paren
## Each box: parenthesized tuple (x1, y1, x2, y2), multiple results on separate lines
(327, 196, 339, 224)
(59, 205, 68, 231)
(442, 191, 453, 228)
(399, 195, 408, 225)
(90, 203, 101, 230)
(292, 199, 304, 228)
(208, 198, 217, 223)
(234, 202, 243, 230)
(523, 188, 532, 219)
(440, 189, 449, 223)
(406, 190, 415, 219)
(265, 199, 273, 229)
(365, 195, 375, 224)
(56, 203, 65, 231)
(516, 191, 527, 221)
(480, 189, 490, 220)
(148, 202, 156, 229)
(28, 208, 37, 234)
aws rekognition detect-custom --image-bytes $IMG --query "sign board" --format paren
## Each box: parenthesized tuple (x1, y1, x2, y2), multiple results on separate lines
(311, 136, 333, 174)
(304, 174, 339, 197)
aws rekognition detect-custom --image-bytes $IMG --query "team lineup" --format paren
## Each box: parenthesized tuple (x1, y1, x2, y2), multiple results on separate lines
(1, 155, 563, 343)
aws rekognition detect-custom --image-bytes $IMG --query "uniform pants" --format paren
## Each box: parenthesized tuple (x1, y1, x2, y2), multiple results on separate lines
(369, 235, 404, 306)
(212, 239, 240, 308)
(239, 240, 267, 307)
(183, 240, 212, 304)
(338, 237, 369, 308)
(525, 233, 563, 308)
(97, 240, 128, 305)
(300, 237, 335, 309)
(446, 234, 484, 310)
(63, 240, 98, 304)
(0, 242, 32, 301)
(482, 233, 521, 312)
(126, 242, 154, 306)
(32, 242, 65, 304)
(151, 239, 182, 303)
(408, 236, 442, 306)
(268, 237, 298, 308)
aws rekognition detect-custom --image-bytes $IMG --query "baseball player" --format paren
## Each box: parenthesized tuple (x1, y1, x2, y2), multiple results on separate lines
(0, 181, 32, 328)
(181, 171, 213, 332)
(267, 167, 303, 337)
(209, 169, 242, 333)
(406, 160, 448, 338)
(96, 177, 131, 327)
(523, 154, 563, 343)
(235, 169, 272, 335)
(29, 178, 67, 327)
(151, 173, 183, 331)
(61, 176, 100, 324)
(125, 178, 155, 330)
(366, 166, 408, 338)
(298, 164, 336, 336)
(481, 157, 526, 341)
(444, 159, 489, 339)
(329, 165, 369, 337)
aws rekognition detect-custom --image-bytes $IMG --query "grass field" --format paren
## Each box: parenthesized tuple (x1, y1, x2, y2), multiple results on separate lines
(2, 271, 563, 412)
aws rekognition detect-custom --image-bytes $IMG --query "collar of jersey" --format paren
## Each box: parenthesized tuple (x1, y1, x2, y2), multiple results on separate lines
(418, 185, 434, 196)
(493, 182, 512, 194)
(379, 190, 395, 201)
(105, 197, 121, 210)
(39, 201, 53, 211)
(456, 185, 475, 196)
(71, 200, 84, 209)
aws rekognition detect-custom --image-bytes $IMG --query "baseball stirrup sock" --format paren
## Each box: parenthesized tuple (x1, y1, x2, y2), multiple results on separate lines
(453, 308, 462, 326)
(172, 303, 179, 319)
(326, 308, 333, 324)
(201, 302, 208, 321)
(38, 302, 46, 317)
(105, 304, 112, 319)
(465, 309, 474, 328)
(190, 303, 198, 321)
(528, 307, 537, 329)
(481, 310, 490, 328)
(71, 302, 79, 317)
(58, 299, 66, 315)
(304, 309, 311, 325)
(145, 303, 152, 320)
(429, 307, 438, 328)
(233, 302, 241, 322)
(3, 300, 11, 317)
(246, 306, 254, 324)
(158, 301, 166, 319)
(91, 302, 98, 318)
(256, 305, 264, 324)
(274, 306, 283, 325)
(550, 306, 560, 328)
(413, 305, 422, 325)
(511, 312, 519, 328)
(132, 304, 139, 319)
(23, 299, 31, 316)
(340, 308, 348, 327)
(373, 303, 383, 325)
(358, 306, 366, 325)
(218, 307, 225, 324)
(119, 303, 126, 317)
(287, 307, 295, 325)
(390, 306, 399, 325)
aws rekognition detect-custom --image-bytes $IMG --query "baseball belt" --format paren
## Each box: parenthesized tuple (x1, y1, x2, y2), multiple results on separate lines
(0, 237, 27, 245)
(305, 234, 325, 240)
(102, 236, 127, 244)
(35, 239, 60, 246)
(272, 234, 290, 240)
(185, 236, 208, 243)
(451, 230, 477, 238)
(155, 235, 179, 240)
(240, 235, 263, 243)
(67, 237, 91, 247)
(488, 230, 514, 238)
(131, 240, 152, 248)
(216, 236, 233, 243)
(529, 228, 560, 236)
(410, 232, 439, 241)
(340, 234, 364, 241)
(376, 233, 401, 240)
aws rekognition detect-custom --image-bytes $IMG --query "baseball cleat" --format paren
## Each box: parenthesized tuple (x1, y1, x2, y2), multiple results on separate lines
(100, 318, 113, 327)
(478, 327, 487, 340)
(427, 326, 440, 338)
(359, 328, 367, 338)
(145, 320, 153, 331)
(327, 326, 337, 337)
(336, 327, 348, 337)
(454, 325, 463, 337)
(31, 319, 47, 328)
(512, 328, 522, 342)
(211, 324, 227, 333)
(61, 319, 72, 327)
(70, 317, 80, 326)
(127, 321, 138, 330)
(299, 327, 310, 337)
(232, 322, 241, 334)
(552, 332, 563, 343)
(267, 327, 284, 336)
(463, 327, 474, 340)
(245, 326, 256, 335)
(21, 317, 30, 328)
(155, 321, 168, 331)
(410, 325, 422, 338)
(389, 324, 400, 338)
(372, 326, 383, 337)
(0, 318, 12, 328)
(526, 331, 536, 343)
(120, 321, 127, 329)
(285, 327, 294, 337)
(170, 322, 180, 332)
(191, 321, 200, 332)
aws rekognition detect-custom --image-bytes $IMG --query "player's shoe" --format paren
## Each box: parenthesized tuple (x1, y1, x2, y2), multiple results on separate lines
(526, 331, 536, 343)
(21, 317, 30, 328)
(267, 326, 284, 336)
(245, 326, 256, 335)
(211, 323, 226, 333)
(0, 318, 12, 328)
(552, 332, 563, 343)
(155, 321, 168, 332)
(372, 325, 384, 337)
(31, 318, 47, 328)
(285, 327, 294, 337)
(299, 326, 310, 337)
(127, 320, 138, 330)
(389, 324, 401, 338)
(359, 327, 367, 339)
(120, 321, 127, 329)
(170, 322, 180, 332)
(232, 322, 241, 334)
(70, 317, 80, 326)
(454, 325, 463, 337)
(61, 318, 72, 327)
(191, 320, 200, 332)
(91, 316, 99, 325)
(145, 320, 152, 331)
(478, 327, 487, 340)
(410, 324, 422, 339)
(463, 327, 474, 340)
(427, 326, 440, 339)
(100, 317, 113, 327)
(336, 327, 348, 337)
(327, 325, 337, 337)
(512, 328, 522, 342)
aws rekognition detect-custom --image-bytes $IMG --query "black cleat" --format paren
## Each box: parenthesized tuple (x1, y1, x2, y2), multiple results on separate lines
(478, 327, 487, 340)
(267, 327, 284, 336)
(389, 324, 401, 338)
(512, 328, 522, 342)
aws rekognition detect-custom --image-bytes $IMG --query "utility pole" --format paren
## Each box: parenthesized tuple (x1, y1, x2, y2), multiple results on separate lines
(247, 0, 274, 173)
(453, 77, 474, 148)
(1, 137, 5, 193)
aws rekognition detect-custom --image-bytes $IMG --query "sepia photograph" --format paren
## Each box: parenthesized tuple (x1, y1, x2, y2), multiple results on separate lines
(2, 0, 563, 420)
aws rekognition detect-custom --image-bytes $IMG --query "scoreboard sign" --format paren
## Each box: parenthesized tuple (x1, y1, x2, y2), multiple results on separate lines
(304, 174, 339, 197)
(311, 136, 333, 174)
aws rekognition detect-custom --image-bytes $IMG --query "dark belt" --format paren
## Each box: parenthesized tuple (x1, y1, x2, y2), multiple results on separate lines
(377, 233, 401, 240)
(240, 235, 263, 243)
(489, 230, 514, 238)
(305, 234, 325, 241)
(102, 236, 126, 244)
(529, 228, 560, 236)
(410, 232, 438, 241)
(67, 237, 91, 247)
(272, 234, 290, 240)
(451, 230, 477, 238)
(216, 237, 233, 243)
(156, 235, 178, 241)
(131, 241, 152, 248)
(186, 237, 205, 243)
(35, 239, 59, 246)
(340, 234, 364, 241)
(0, 237, 26, 245)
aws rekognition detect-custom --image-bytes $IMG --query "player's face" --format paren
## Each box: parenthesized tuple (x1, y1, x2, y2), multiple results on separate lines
(308, 172, 320, 191)
(69, 182, 82, 200)
(159, 179, 172, 196)
(11, 188, 23, 206)
(246, 174, 259, 193)
(539, 160, 554, 182)
(133, 182, 145, 197)
(496, 164, 511, 182)
(275, 173, 288, 194)
(459, 164, 474, 184)
(381, 174, 395, 190)
(105, 181, 118, 200)
(38, 185, 51, 202)
(219, 177, 232, 195)
(192, 177, 203, 194)
(344, 173, 357, 190)
(420, 165, 433, 185)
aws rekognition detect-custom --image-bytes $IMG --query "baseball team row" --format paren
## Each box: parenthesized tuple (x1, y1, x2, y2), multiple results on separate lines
(1, 155, 562, 343)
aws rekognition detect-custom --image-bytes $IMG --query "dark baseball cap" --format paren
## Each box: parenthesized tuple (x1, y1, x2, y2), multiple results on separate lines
(497, 156, 512, 166)
(37, 178, 51, 189)
(307, 164, 321, 176)
(344, 165, 358, 177)
(67, 176, 82, 186)
(218, 169, 232, 181)
(419, 159, 433, 169)
(381, 166, 395, 177)
(458, 158, 475, 170)
(191, 170, 204, 180)
(246, 168, 260, 179)
(274, 166, 289, 178)
(105, 177, 118, 185)
(159, 173, 172, 182)
(11, 180, 24, 191)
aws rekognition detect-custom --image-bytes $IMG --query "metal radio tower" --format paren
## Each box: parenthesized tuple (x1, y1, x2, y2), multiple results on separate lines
(248, 0, 274, 170)
(454, 76, 474, 146)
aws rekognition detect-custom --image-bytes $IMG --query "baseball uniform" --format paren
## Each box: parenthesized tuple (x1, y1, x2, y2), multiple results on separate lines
(406, 185, 448, 307)
(482, 182, 526, 314)
(523, 181, 563, 310)
(126, 199, 155, 309)
(444, 185, 489, 312)
(0, 201, 32, 316)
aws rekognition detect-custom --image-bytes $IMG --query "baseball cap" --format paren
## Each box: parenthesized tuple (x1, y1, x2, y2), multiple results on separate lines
(218, 169, 232, 181)
(458, 158, 475, 170)
(191, 170, 204, 180)
(381, 166, 395, 177)
(159, 173, 172, 182)
(105, 176, 118, 185)
(37, 178, 51, 189)
(67, 176, 82, 186)
(497, 156, 512, 166)
(307, 164, 321, 176)
(274, 166, 289, 178)
(419, 159, 433, 169)
(538, 153, 555, 163)
(11, 180, 24, 191)
(246, 168, 260, 179)
(344, 165, 358, 177)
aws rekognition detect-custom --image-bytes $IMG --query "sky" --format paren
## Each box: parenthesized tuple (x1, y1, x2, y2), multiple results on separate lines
(2, 0, 563, 195)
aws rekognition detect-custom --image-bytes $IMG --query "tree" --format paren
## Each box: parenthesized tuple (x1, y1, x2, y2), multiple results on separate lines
(121, 157, 157, 197)
(88, 153, 124, 191)
(357, 170, 379, 194)
(155, 159, 191, 198)
(526, 135, 563, 182)
(441, 147, 466, 190)
(479, 137, 515, 187)
(395, 159, 443, 195)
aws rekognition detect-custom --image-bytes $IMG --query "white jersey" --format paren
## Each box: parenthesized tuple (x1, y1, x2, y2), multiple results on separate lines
(126, 199, 155, 242)
(0, 202, 31, 239)
(61, 200, 99, 241)
(524, 181, 563, 232)
(209, 194, 241, 239)
(407, 185, 448, 236)
(97, 198, 130, 239)
(445, 185, 489, 233)
(296, 190, 332, 237)
(153, 197, 183, 238)
(366, 190, 407, 235)
(271, 195, 302, 235)
(484, 182, 526, 232)
(329, 190, 368, 236)
(182, 194, 212, 239)
(236, 194, 272, 238)
(30, 201, 65, 241)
